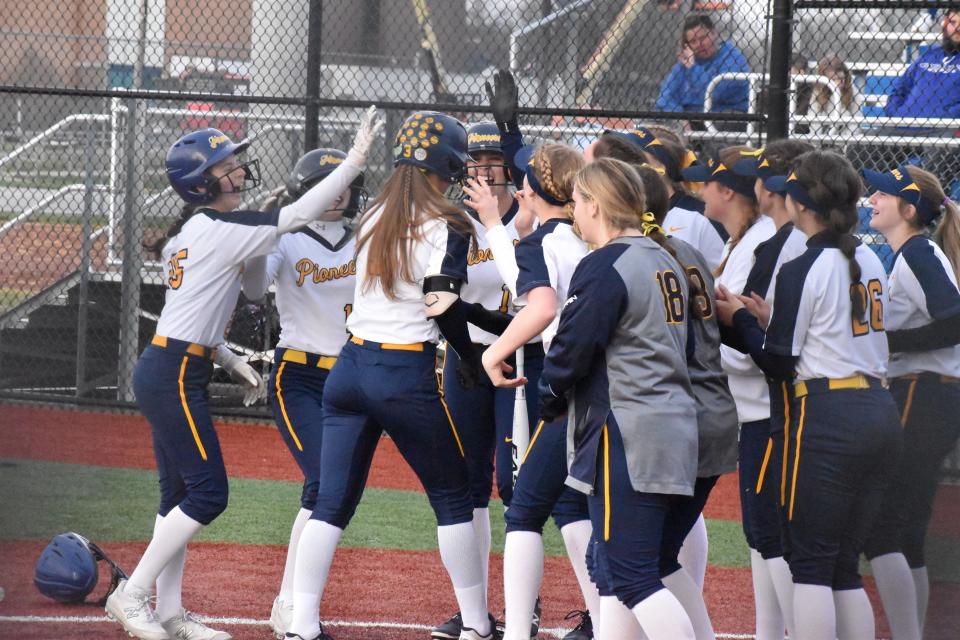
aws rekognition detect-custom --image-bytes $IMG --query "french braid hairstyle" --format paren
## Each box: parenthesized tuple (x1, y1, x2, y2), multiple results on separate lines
(529, 143, 585, 221)
(792, 150, 867, 321)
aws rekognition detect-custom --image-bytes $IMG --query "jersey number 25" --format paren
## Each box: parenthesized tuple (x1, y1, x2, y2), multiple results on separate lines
(167, 249, 188, 290)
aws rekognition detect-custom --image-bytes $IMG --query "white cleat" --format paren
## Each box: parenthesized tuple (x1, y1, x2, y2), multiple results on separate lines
(270, 597, 294, 639)
(160, 608, 232, 640)
(104, 579, 169, 640)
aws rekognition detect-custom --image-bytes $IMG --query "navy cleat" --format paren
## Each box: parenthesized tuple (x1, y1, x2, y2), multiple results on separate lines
(561, 610, 593, 640)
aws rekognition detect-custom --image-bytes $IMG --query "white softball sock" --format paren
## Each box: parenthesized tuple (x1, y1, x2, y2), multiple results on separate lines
(911, 566, 929, 635)
(279, 508, 313, 602)
(128, 507, 203, 595)
(678, 514, 709, 590)
(662, 568, 715, 640)
(749, 549, 785, 640)
(870, 552, 920, 639)
(560, 520, 602, 625)
(631, 587, 695, 640)
(288, 519, 342, 638)
(833, 588, 875, 640)
(472, 507, 492, 594)
(437, 522, 489, 636)
(502, 530, 543, 640)
(793, 583, 835, 640)
(599, 595, 643, 640)
(765, 556, 796, 638)
(151, 515, 186, 622)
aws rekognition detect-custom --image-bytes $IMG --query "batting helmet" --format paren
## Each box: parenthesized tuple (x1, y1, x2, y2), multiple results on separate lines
(34, 532, 127, 605)
(285, 148, 367, 218)
(166, 128, 262, 204)
(393, 111, 470, 183)
(466, 121, 503, 157)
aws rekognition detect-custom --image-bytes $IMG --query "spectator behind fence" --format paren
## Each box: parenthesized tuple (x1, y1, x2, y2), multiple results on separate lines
(655, 13, 750, 121)
(808, 55, 863, 136)
(885, 7, 960, 120)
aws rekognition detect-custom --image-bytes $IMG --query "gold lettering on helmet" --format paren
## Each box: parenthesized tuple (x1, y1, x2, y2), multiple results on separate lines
(208, 134, 229, 149)
(319, 155, 344, 166)
(468, 133, 501, 144)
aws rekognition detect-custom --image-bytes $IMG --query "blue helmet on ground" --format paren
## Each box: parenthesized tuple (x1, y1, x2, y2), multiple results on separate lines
(393, 111, 470, 183)
(166, 128, 261, 204)
(285, 148, 367, 218)
(34, 532, 127, 605)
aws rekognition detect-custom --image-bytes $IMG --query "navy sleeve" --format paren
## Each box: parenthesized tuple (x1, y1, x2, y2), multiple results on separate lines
(901, 240, 960, 320)
(541, 249, 629, 396)
(764, 249, 821, 356)
(732, 309, 797, 380)
(440, 225, 470, 283)
(742, 234, 783, 299)
(203, 209, 280, 226)
(500, 126, 526, 191)
(515, 233, 550, 296)
(888, 313, 960, 352)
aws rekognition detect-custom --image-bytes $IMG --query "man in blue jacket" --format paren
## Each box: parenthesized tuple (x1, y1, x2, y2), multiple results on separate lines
(885, 7, 960, 119)
(656, 14, 751, 120)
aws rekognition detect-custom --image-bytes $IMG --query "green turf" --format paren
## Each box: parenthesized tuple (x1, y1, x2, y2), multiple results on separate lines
(0, 458, 759, 570)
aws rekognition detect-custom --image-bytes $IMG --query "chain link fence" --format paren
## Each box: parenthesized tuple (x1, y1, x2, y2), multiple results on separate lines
(0, 1, 957, 415)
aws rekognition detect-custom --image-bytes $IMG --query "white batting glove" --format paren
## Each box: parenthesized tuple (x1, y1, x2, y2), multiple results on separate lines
(214, 345, 267, 407)
(347, 105, 385, 167)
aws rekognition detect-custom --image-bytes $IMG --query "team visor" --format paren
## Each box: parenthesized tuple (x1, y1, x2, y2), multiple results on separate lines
(682, 157, 757, 200)
(764, 171, 821, 213)
(862, 165, 940, 225)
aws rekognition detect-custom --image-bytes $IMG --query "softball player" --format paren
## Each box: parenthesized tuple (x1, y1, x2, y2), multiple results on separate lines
(682, 148, 789, 640)
(861, 165, 960, 639)
(588, 129, 726, 270)
(725, 139, 815, 640)
(284, 111, 496, 640)
(239, 148, 364, 639)
(717, 151, 901, 640)
(479, 142, 600, 640)
(431, 120, 547, 640)
(104, 109, 382, 640)
(539, 157, 699, 640)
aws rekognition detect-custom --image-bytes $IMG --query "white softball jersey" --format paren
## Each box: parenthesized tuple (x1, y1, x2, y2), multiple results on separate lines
(715, 215, 777, 423)
(886, 235, 960, 378)
(765, 234, 890, 382)
(346, 208, 469, 345)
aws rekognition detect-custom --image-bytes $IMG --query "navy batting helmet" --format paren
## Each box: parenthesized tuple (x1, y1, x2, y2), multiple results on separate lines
(466, 121, 503, 157)
(285, 148, 367, 218)
(166, 128, 262, 204)
(34, 532, 127, 605)
(393, 111, 470, 183)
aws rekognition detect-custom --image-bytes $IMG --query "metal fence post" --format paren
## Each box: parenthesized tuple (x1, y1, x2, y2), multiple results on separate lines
(75, 121, 96, 397)
(117, 0, 149, 402)
(304, 0, 323, 153)
(766, 0, 794, 141)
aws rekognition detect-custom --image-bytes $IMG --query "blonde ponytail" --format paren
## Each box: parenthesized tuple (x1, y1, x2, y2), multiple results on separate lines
(935, 199, 960, 282)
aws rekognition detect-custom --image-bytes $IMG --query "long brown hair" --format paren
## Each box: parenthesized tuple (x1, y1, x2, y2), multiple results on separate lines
(792, 150, 866, 320)
(714, 145, 761, 276)
(355, 164, 476, 300)
(813, 55, 855, 111)
(904, 165, 960, 282)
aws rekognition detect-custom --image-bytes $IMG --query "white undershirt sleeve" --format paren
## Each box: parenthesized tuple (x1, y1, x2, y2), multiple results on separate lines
(276, 158, 362, 235)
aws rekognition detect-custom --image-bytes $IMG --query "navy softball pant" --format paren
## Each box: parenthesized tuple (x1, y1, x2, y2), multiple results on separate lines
(784, 381, 901, 589)
(268, 347, 335, 511)
(312, 337, 474, 528)
(585, 416, 700, 608)
(739, 418, 785, 559)
(503, 414, 590, 534)
(864, 374, 960, 567)
(441, 342, 544, 508)
(133, 339, 228, 526)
